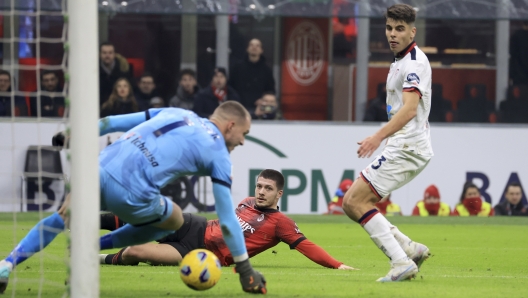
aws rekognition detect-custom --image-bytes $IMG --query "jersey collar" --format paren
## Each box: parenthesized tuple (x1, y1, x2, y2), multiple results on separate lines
(254, 204, 280, 213)
(394, 41, 416, 60)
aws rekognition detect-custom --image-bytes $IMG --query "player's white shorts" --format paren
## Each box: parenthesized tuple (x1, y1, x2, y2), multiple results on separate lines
(360, 147, 431, 199)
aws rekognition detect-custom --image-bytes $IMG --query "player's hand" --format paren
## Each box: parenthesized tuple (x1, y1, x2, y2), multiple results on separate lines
(235, 259, 267, 294)
(52, 131, 67, 148)
(337, 264, 359, 270)
(357, 134, 382, 158)
(239, 270, 267, 294)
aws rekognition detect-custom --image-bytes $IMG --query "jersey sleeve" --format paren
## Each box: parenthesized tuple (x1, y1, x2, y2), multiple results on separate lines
(210, 153, 233, 188)
(294, 239, 343, 269)
(98, 108, 166, 136)
(275, 215, 306, 249)
(402, 61, 430, 99)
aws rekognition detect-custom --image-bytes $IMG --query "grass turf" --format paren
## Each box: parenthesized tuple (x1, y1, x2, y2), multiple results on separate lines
(1, 214, 528, 297)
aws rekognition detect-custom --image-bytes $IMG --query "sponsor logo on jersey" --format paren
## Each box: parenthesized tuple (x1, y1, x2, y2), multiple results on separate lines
(130, 137, 159, 167)
(294, 223, 301, 234)
(406, 73, 420, 84)
(237, 215, 255, 233)
(286, 21, 325, 86)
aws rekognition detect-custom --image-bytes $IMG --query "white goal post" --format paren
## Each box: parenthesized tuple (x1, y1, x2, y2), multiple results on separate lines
(68, 0, 100, 297)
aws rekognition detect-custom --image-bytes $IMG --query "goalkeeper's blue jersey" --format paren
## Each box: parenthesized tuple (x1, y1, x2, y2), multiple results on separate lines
(99, 108, 232, 200)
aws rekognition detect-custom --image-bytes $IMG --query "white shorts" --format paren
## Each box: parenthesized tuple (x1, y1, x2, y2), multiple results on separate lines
(360, 147, 431, 199)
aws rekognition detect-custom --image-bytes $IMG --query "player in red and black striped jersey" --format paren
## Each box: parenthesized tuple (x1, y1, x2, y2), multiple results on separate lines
(100, 169, 355, 270)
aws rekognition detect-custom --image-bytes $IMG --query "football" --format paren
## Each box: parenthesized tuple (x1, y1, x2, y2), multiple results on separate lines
(179, 249, 222, 291)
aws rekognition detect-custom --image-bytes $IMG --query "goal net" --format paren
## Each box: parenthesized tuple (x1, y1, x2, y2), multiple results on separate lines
(0, 0, 99, 297)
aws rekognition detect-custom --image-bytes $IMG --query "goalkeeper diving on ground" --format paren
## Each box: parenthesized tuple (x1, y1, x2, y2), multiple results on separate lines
(0, 102, 267, 294)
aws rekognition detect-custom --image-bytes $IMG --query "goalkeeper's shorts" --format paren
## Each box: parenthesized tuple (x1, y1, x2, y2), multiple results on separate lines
(99, 166, 173, 227)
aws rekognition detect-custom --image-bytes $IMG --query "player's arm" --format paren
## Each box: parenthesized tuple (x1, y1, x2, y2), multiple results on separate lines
(357, 91, 420, 158)
(212, 182, 266, 294)
(98, 108, 165, 135)
(294, 239, 356, 269)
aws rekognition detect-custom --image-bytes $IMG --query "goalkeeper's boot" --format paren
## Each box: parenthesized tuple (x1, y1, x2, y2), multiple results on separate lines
(235, 259, 267, 294)
(0, 259, 13, 294)
(376, 258, 417, 282)
(408, 242, 430, 270)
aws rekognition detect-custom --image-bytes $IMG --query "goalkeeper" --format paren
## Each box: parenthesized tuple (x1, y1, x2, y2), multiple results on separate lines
(0, 102, 267, 294)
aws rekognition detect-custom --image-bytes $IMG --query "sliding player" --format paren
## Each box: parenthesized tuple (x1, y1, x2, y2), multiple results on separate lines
(100, 169, 356, 271)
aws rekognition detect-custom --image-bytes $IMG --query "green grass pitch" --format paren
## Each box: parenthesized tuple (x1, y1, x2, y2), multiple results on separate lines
(1, 213, 528, 297)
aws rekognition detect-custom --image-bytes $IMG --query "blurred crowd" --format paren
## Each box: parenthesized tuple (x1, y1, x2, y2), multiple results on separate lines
(0, 38, 283, 121)
(1, 22, 527, 123)
(326, 179, 528, 217)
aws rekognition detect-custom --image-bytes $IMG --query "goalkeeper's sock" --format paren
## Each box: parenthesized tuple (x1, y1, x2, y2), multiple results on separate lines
(5, 212, 64, 266)
(100, 213, 125, 231)
(359, 209, 407, 262)
(99, 224, 174, 250)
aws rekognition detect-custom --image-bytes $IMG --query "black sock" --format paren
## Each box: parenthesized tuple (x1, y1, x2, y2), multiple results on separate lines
(100, 213, 126, 231)
(105, 254, 117, 265)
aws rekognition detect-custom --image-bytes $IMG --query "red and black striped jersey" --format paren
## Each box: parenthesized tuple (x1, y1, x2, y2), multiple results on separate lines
(204, 197, 343, 269)
(204, 197, 306, 266)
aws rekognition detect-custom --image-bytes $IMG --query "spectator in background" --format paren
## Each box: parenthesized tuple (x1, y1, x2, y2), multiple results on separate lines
(452, 182, 494, 216)
(375, 194, 401, 216)
(30, 70, 65, 118)
(494, 182, 528, 216)
(100, 78, 138, 117)
(325, 179, 353, 215)
(412, 185, 451, 216)
(0, 69, 27, 117)
(363, 83, 388, 122)
(499, 85, 528, 123)
(193, 67, 240, 118)
(149, 97, 165, 109)
(251, 92, 283, 120)
(428, 84, 453, 122)
(509, 21, 528, 86)
(169, 69, 200, 110)
(229, 39, 275, 113)
(134, 73, 158, 111)
(456, 85, 495, 123)
(99, 42, 133, 107)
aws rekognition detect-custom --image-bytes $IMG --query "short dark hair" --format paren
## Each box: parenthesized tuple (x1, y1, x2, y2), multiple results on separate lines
(0, 69, 11, 79)
(460, 181, 480, 202)
(139, 72, 154, 82)
(506, 182, 523, 193)
(99, 42, 115, 51)
(258, 169, 285, 190)
(385, 4, 416, 24)
(41, 70, 57, 80)
(262, 91, 275, 97)
(179, 69, 196, 81)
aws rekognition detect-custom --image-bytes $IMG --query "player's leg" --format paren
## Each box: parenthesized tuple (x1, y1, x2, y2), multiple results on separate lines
(390, 225, 430, 269)
(100, 213, 126, 231)
(0, 195, 70, 293)
(98, 167, 185, 250)
(342, 152, 418, 282)
(100, 243, 183, 266)
(99, 200, 184, 250)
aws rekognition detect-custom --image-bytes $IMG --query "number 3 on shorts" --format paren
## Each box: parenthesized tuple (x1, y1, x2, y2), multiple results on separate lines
(371, 155, 386, 170)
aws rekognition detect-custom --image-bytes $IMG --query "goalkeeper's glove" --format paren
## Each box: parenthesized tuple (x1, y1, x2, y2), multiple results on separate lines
(235, 259, 267, 294)
(52, 131, 67, 149)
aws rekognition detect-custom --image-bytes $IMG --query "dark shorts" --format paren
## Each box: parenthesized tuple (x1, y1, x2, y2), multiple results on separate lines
(156, 213, 207, 257)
